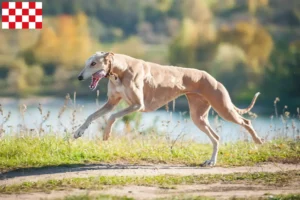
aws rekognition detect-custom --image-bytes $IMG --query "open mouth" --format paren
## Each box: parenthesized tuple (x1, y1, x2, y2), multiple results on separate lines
(89, 70, 107, 90)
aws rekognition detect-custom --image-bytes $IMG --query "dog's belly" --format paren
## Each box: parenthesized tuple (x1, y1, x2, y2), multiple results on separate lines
(141, 69, 189, 112)
(142, 84, 184, 112)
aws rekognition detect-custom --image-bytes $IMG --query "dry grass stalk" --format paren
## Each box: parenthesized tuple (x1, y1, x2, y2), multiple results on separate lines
(165, 102, 169, 113)
(71, 91, 79, 133)
(274, 97, 280, 118)
(214, 115, 222, 134)
(73, 92, 77, 107)
(38, 103, 43, 115)
(0, 104, 3, 116)
(96, 90, 100, 108)
(38, 104, 51, 136)
(0, 105, 11, 138)
(172, 99, 176, 113)
(248, 111, 258, 119)
(71, 109, 77, 132)
(19, 104, 27, 135)
(58, 94, 71, 133)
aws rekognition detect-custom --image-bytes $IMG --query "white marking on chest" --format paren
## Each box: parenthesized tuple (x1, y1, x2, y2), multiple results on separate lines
(114, 84, 132, 104)
(115, 85, 124, 93)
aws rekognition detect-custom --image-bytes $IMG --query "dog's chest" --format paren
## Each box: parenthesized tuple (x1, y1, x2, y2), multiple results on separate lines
(115, 84, 124, 93)
(110, 77, 132, 104)
(118, 86, 133, 104)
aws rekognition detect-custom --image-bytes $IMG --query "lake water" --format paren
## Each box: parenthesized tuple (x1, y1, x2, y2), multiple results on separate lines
(0, 97, 299, 143)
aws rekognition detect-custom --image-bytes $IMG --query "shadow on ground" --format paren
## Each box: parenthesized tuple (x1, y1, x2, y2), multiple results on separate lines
(0, 164, 205, 180)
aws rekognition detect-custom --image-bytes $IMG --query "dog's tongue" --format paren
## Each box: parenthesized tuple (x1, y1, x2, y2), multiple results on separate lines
(90, 70, 106, 90)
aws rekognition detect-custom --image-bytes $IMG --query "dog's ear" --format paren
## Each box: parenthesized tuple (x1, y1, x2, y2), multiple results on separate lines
(104, 52, 114, 64)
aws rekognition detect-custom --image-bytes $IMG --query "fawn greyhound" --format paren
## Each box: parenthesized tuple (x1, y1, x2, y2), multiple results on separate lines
(74, 51, 263, 166)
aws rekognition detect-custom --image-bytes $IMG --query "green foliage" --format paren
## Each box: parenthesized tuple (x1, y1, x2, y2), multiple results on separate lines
(26, 65, 44, 86)
(112, 37, 146, 59)
(268, 194, 300, 200)
(7, 59, 29, 93)
(32, 13, 94, 69)
(1, 170, 299, 194)
(63, 194, 134, 200)
(219, 22, 274, 72)
(262, 40, 300, 99)
(247, 0, 269, 14)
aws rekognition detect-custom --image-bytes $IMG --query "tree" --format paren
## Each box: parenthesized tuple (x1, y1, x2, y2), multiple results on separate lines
(218, 22, 273, 73)
(32, 12, 94, 70)
(112, 36, 145, 59)
(73, 12, 94, 66)
(262, 40, 300, 99)
(7, 59, 28, 92)
(169, 0, 217, 68)
(33, 27, 59, 64)
(26, 65, 44, 86)
(247, 0, 269, 15)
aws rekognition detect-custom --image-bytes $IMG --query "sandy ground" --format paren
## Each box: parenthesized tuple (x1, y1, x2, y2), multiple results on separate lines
(0, 163, 299, 186)
(1, 184, 299, 200)
(0, 163, 299, 200)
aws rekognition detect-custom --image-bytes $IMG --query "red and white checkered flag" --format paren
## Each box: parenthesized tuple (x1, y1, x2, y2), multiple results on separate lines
(2, 2, 42, 29)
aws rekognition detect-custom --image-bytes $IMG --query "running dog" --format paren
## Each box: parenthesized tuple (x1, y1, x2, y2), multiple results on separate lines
(74, 52, 263, 166)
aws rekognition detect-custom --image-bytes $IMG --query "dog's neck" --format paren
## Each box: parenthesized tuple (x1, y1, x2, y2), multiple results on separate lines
(105, 56, 126, 80)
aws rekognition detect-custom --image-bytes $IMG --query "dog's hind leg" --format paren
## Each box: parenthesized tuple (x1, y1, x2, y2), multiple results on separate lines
(214, 105, 263, 144)
(186, 94, 220, 166)
(229, 115, 263, 144)
(206, 83, 263, 144)
(241, 117, 263, 144)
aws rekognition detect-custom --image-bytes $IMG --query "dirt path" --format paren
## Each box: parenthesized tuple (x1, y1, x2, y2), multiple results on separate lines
(0, 163, 299, 199)
(0, 163, 299, 186)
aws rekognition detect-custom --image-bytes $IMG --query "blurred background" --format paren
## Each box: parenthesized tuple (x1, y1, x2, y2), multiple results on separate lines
(0, 0, 299, 140)
(0, 0, 299, 108)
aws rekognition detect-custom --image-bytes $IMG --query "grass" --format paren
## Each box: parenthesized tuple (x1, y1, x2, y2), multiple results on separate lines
(60, 194, 212, 200)
(1, 171, 299, 194)
(158, 194, 300, 200)
(54, 194, 300, 200)
(0, 136, 299, 172)
(267, 194, 300, 200)
(62, 194, 134, 200)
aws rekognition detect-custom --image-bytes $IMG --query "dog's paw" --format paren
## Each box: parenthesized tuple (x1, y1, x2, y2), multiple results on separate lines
(201, 159, 216, 167)
(254, 137, 264, 145)
(74, 128, 85, 139)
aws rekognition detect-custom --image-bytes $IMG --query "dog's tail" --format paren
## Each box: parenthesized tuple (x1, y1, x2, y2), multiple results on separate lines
(234, 92, 260, 115)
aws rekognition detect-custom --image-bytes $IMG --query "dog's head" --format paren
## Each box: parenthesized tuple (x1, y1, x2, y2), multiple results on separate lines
(78, 52, 114, 90)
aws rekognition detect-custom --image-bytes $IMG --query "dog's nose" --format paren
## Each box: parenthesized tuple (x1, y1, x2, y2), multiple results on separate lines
(78, 75, 83, 81)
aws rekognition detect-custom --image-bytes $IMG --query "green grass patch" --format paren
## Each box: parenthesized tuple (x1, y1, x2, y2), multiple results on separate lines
(1, 171, 299, 194)
(62, 194, 213, 200)
(37, 193, 300, 200)
(267, 194, 300, 200)
(157, 196, 215, 200)
(62, 194, 134, 200)
(0, 136, 299, 171)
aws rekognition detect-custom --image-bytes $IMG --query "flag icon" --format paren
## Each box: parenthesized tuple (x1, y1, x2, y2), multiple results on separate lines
(2, 2, 42, 29)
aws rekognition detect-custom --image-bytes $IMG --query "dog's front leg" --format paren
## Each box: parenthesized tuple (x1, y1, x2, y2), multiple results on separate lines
(103, 104, 144, 140)
(74, 98, 120, 139)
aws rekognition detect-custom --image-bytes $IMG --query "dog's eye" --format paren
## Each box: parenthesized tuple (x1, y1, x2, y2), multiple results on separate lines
(91, 62, 96, 67)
